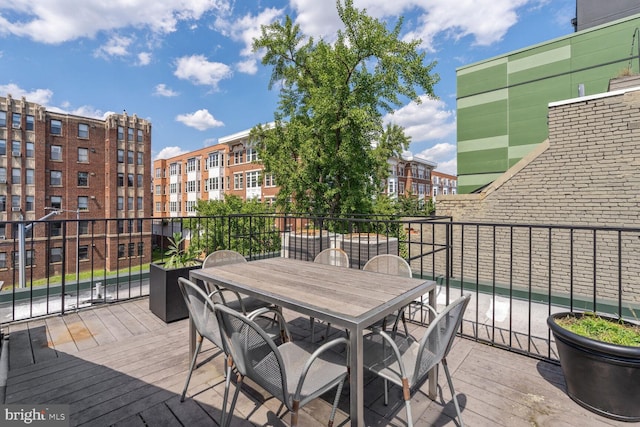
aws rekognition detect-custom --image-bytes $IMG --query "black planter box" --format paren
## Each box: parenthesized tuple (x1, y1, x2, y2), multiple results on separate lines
(149, 263, 202, 323)
(548, 312, 640, 422)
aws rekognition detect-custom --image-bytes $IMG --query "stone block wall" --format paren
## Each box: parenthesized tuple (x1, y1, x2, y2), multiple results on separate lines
(436, 88, 640, 308)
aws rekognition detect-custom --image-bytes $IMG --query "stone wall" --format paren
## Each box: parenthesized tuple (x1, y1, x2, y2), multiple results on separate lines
(434, 88, 640, 307)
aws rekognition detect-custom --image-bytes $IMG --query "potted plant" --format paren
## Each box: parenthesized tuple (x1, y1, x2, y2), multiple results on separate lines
(547, 311, 640, 422)
(149, 232, 202, 323)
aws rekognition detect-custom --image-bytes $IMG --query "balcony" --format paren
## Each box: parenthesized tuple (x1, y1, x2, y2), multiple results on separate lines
(0, 213, 638, 425)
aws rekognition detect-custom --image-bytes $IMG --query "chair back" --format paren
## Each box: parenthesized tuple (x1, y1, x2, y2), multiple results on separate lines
(413, 294, 471, 384)
(177, 277, 222, 349)
(363, 254, 412, 278)
(214, 303, 289, 406)
(203, 250, 247, 268)
(314, 248, 350, 267)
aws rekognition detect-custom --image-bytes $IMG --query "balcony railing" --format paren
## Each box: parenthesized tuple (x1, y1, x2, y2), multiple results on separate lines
(0, 214, 638, 363)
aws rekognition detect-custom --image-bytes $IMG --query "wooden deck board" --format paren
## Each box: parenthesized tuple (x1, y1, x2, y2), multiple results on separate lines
(3, 297, 636, 427)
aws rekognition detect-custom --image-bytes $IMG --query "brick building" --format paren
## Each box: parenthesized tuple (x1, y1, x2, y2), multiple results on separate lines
(384, 154, 436, 202)
(0, 95, 152, 286)
(431, 170, 457, 200)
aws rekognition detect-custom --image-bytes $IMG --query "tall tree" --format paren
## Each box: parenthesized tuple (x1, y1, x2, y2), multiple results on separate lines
(251, 0, 438, 216)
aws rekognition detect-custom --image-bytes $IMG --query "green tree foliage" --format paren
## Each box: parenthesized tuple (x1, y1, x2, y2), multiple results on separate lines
(251, 0, 438, 216)
(193, 195, 280, 256)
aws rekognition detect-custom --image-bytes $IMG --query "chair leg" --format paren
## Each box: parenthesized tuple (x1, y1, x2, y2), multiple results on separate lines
(402, 377, 413, 427)
(291, 399, 300, 427)
(328, 378, 345, 427)
(180, 335, 204, 402)
(310, 317, 316, 341)
(383, 378, 389, 405)
(220, 355, 234, 427)
(442, 359, 464, 427)
(223, 371, 244, 427)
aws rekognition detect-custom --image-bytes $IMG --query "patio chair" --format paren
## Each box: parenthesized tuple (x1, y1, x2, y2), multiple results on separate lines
(214, 303, 349, 427)
(362, 294, 471, 427)
(202, 250, 273, 314)
(363, 254, 412, 335)
(177, 277, 290, 403)
(311, 248, 350, 341)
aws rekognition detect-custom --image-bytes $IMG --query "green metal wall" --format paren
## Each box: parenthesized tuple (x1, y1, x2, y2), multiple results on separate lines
(456, 14, 640, 194)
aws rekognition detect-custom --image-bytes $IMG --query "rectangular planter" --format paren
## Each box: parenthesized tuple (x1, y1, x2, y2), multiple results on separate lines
(281, 230, 337, 262)
(342, 234, 399, 269)
(149, 263, 202, 323)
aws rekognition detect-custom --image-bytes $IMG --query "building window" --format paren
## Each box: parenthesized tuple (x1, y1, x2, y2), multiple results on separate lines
(127, 150, 134, 164)
(127, 197, 133, 210)
(25, 142, 34, 158)
(137, 174, 143, 187)
(78, 245, 89, 260)
(0, 196, 5, 212)
(127, 173, 134, 187)
(155, 202, 161, 212)
(50, 196, 62, 210)
(399, 182, 405, 195)
(12, 168, 21, 185)
(78, 148, 89, 162)
(117, 173, 124, 187)
(264, 174, 275, 187)
(0, 168, 6, 183)
(50, 170, 62, 186)
(0, 252, 6, 269)
(25, 195, 34, 212)
(50, 119, 62, 135)
(246, 171, 260, 189)
(208, 177, 220, 190)
(137, 196, 143, 210)
(137, 152, 143, 165)
(26, 115, 34, 131)
(117, 149, 124, 163)
(186, 157, 197, 172)
(155, 168, 161, 178)
(78, 172, 88, 187)
(137, 129, 143, 142)
(79, 221, 89, 235)
(49, 221, 62, 237)
(117, 220, 124, 234)
(138, 242, 144, 256)
(234, 151, 244, 164)
(11, 140, 20, 156)
(78, 196, 89, 211)
(26, 169, 34, 185)
(51, 145, 62, 161)
(49, 247, 63, 264)
(128, 243, 135, 257)
(155, 184, 162, 194)
(117, 196, 124, 210)
(169, 162, 181, 175)
(186, 200, 197, 212)
(128, 127, 134, 141)
(117, 126, 124, 140)
(246, 148, 259, 162)
(0, 140, 5, 156)
(12, 250, 34, 268)
(186, 180, 197, 192)
(233, 173, 243, 190)
(78, 123, 89, 138)
(208, 152, 220, 168)
(118, 244, 125, 258)
(12, 113, 21, 129)
(0, 112, 5, 127)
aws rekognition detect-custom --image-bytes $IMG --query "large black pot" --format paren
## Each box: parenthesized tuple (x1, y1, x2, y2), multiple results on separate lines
(149, 263, 202, 323)
(548, 312, 640, 422)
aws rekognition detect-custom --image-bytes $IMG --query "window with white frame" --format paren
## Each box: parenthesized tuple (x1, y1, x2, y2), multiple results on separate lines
(0, 112, 5, 127)
(26, 115, 34, 131)
(12, 113, 21, 129)
(234, 172, 243, 189)
(398, 165, 405, 177)
(186, 180, 197, 192)
(26, 195, 34, 212)
(117, 126, 124, 140)
(155, 184, 161, 194)
(11, 140, 20, 156)
(169, 162, 181, 175)
(11, 168, 20, 185)
(50, 119, 62, 135)
(128, 127, 134, 141)
(169, 201, 180, 212)
(137, 129, 143, 142)
(155, 168, 162, 178)
(78, 123, 89, 138)
(26, 142, 34, 158)
(78, 196, 89, 211)
(399, 182, 405, 195)
(411, 183, 417, 194)
(234, 150, 243, 164)
(246, 148, 258, 162)
(186, 200, 197, 212)
(208, 177, 220, 190)
(50, 196, 62, 209)
(0, 168, 6, 183)
(246, 171, 260, 188)
(0, 140, 5, 156)
(78, 147, 89, 162)
(208, 152, 221, 168)
(264, 173, 275, 187)
(169, 182, 180, 194)
(186, 157, 198, 172)
(155, 202, 161, 212)
(26, 169, 34, 185)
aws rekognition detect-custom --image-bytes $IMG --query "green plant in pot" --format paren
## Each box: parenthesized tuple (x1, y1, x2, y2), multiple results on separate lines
(149, 232, 203, 323)
(547, 311, 640, 422)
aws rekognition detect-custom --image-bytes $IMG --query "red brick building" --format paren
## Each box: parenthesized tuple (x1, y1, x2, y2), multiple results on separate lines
(0, 95, 152, 286)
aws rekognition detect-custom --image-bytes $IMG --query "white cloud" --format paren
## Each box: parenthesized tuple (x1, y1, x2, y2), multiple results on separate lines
(137, 52, 152, 65)
(214, 7, 282, 75)
(94, 35, 133, 59)
(154, 84, 179, 97)
(384, 96, 456, 144)
(0, 83, 53, 105)
(155, 146, 186, 160)
(176, 109, 224, 130)
(418, 142, 457, 174)
(0, 0, 232, 44)
(174, 55, 232, 89)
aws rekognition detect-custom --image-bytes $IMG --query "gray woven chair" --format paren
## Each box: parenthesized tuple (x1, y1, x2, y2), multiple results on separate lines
(363, 294, 471, 427)
(214, 303, 348, 427)
(363, 254, 412, 335)
(311, 248, 350, 341)
(177, 277, 289, 403)
(202, 250, 273, 314)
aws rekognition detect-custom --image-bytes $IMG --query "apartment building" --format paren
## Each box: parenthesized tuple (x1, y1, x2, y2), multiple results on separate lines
(431, 170, 457, 200)
(153, 127, 278, 217)
(385, 154, 436, 201)
(0, 95, 152, 285)
(154, 129, 436, 216)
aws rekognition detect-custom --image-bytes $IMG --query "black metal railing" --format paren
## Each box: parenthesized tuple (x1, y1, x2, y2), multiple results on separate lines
(1, 214, 639, 363)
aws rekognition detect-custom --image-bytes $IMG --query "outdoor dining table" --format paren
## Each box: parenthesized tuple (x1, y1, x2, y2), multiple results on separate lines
(189, 256, 437, 426)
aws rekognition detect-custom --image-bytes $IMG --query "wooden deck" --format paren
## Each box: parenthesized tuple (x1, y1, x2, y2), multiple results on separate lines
(2, 297, 635, 427)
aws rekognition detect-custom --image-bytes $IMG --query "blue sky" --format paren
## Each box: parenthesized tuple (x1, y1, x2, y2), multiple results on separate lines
(0, 0, 575, 175)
